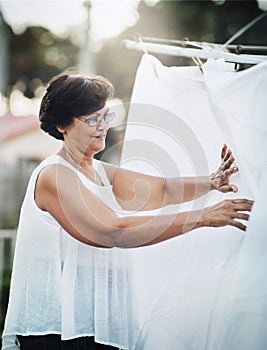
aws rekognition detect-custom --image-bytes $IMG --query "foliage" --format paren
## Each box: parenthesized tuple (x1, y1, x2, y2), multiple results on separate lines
(3, 0, 266, 101)
(7, 26, 80, 98)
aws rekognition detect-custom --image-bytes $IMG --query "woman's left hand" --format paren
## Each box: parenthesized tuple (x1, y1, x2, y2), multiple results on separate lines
(210, 144, 239, 193)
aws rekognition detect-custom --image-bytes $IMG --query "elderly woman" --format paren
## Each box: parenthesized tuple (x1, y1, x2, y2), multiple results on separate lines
(2, 72, 253, 350)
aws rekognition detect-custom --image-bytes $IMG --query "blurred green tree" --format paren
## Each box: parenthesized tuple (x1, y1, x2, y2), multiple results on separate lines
(8, 26, 80, 98)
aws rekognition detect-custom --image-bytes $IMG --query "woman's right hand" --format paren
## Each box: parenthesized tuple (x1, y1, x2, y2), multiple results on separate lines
(201, 199, 254, 231)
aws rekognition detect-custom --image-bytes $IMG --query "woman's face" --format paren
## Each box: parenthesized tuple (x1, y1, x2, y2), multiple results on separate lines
(63, 103, 111, 156)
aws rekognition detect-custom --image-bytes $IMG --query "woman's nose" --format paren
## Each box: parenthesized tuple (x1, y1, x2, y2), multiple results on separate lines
(96, 118, 107, 130)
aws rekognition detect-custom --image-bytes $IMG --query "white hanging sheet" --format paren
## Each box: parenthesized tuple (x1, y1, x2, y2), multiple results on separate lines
(121, 54, 267, 349)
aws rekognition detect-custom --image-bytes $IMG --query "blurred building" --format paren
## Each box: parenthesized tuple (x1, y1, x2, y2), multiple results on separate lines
(0, 112, 61, 227)
(0, 112, 61, 164)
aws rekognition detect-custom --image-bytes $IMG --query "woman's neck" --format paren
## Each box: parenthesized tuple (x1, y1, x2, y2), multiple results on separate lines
(59, 143, 103, 186)
(60, 143, 93, 169)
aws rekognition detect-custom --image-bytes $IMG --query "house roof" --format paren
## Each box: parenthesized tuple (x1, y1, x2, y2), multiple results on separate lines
(0, 112, 40, 142)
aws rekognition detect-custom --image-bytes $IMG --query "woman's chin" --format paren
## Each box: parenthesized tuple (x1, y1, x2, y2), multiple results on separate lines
(92, 140, 105, 153)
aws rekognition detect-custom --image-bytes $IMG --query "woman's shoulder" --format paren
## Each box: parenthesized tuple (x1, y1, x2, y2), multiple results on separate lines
(39, 154, 62, 167)
(37, 155, 78, 175)
(34, 156, 82, 212)
(38, 156, 78, 183)
(34, 155, 80, 194)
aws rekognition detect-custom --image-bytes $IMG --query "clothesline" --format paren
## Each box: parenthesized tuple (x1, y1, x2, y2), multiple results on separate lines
(122, 39, 267, 64)
(137, 36, 267, 54)
(123, 12, 267, 65)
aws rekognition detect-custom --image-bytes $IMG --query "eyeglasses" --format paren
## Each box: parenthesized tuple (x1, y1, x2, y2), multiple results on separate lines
(77, 112, 116, 127)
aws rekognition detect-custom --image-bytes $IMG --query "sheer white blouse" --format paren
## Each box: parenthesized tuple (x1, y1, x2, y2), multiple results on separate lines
(2, 155, 138, 350)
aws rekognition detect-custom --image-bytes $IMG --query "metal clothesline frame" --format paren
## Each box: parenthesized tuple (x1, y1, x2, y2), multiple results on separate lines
(122, 39, 267, 65)
(137, 36, 267, 53)
(123, 12, 267, 65)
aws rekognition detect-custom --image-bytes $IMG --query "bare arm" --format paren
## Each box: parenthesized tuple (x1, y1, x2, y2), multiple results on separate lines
(35, 163, 253, 249)
(102, 145, 239, 211)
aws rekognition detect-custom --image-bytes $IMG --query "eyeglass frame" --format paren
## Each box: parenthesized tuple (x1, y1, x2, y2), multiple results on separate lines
(75, 111, 116, 127)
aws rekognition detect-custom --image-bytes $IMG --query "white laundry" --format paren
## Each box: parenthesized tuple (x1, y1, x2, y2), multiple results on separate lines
(121, 54, 267, 349)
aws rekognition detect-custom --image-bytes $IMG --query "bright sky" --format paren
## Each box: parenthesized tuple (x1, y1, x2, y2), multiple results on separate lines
(1, 0, 266, 39)
(0, 0, 159, 40)
(0, 0, 159, 117)
(0, 0, 87, 35)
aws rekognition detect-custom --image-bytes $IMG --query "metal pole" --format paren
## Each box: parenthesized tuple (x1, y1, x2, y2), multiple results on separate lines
(122, 39, 267, 64)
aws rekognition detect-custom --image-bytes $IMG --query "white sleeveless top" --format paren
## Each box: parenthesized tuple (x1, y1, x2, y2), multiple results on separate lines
(2, 155, 138, 350)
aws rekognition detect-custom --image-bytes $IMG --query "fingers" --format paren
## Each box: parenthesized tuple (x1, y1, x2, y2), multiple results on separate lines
(221, 143, 238, 165)
(232, 199, 254, 211)
(220, 146, 237, 176)
(224, 155, 235, 169)
(218, 166, 239, 193)
(233, 212, 250, 221)
(230, 184, 238, 193)
(223, 167, 239, 185)
(229, 219, 247, 231)
(221, 155, 236, 174)
(232, 198, 254, 204)
(229, 199, 254, 231)
(221, 184, 238, 193)
(205, 198, 254, 232)
(221, 144, 227, 159)
(224, 167, 239, 177)
(221, 144, 232, 162)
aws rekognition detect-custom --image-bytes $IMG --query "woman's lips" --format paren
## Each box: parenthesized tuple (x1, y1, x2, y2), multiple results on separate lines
(93, 134, 105, 139)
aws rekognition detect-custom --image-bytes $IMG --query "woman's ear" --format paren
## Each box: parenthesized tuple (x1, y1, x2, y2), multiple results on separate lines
(56, 126, 65, 134)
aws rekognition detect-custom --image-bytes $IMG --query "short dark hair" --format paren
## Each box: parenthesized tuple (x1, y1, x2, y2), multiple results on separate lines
(39, 72, 114, 140)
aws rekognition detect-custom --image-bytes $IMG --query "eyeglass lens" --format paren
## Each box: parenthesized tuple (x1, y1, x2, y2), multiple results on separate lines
(82, 112, 115, 126)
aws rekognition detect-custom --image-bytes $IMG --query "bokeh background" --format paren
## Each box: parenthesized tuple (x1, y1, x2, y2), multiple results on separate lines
(0, 0, 266, 339)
